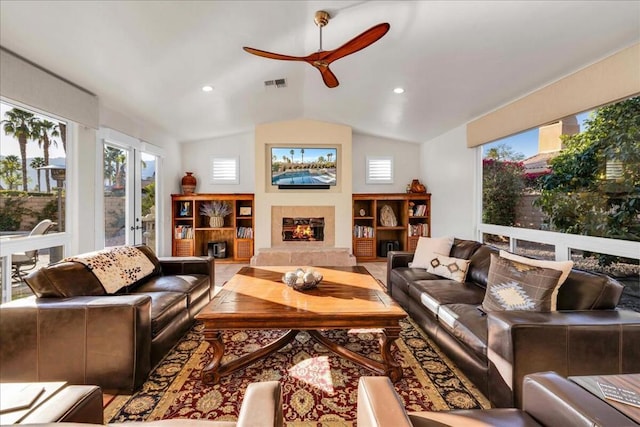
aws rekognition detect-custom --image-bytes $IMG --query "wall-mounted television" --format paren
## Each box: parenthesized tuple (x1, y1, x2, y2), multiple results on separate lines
(271, 147, 337, 189)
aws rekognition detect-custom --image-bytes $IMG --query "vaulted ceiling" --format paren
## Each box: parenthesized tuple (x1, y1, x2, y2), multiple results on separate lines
(1, 1, 638, 143)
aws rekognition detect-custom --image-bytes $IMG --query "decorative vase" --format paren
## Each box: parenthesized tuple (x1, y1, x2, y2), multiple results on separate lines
(409, 179, 426, 193)
(181, 172, 197, 195)
(209, 216, 224, 228)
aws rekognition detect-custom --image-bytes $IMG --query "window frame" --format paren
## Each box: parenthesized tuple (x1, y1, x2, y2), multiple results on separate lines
(210, 156, 239, 185)
(0, 98, 72, 303)
(365, 155, 394, 184)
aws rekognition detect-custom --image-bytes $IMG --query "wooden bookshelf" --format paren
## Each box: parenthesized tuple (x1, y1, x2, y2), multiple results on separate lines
(353, 193, 431, 261)
(171, 193, 254, 262)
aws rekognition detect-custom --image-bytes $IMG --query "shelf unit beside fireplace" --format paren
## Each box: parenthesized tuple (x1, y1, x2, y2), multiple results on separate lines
(171, 193, 254, 262)
(352, 193, 431, 261)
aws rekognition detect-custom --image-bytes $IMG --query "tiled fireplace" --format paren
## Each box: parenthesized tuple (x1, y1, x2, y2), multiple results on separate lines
(251, 205, 355, 266)
(282, 217, 325, 242)
(270, 206, 335, 248)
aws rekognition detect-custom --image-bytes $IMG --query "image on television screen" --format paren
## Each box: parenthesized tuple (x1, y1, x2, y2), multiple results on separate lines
(271, 147, 337, 186)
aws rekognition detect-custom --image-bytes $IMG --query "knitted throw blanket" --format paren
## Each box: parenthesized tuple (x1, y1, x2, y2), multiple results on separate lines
(64, 246, 155, 294)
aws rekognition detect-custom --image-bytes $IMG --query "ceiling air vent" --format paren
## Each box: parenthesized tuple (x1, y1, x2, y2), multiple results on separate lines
(264, 78, 287, 89)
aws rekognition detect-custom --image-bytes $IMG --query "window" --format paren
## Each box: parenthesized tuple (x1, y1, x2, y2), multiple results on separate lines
(0, 101, 67, 233)
(366, 156, 393, 184)
(1, 100, 70, 302)
(211, 157, 239, 184)
(481, 96, 639, 243)
(478, 96, 639, 302)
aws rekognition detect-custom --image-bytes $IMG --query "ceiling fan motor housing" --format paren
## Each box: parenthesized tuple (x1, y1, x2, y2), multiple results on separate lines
(314, 11, 330, 27)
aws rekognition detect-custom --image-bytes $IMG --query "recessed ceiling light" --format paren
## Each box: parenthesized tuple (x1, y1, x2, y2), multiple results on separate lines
(202, 85, 213, 92)
(393, 87, 405, 94)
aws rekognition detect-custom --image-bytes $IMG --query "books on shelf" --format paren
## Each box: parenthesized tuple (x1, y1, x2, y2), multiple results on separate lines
(410, 204, 427, 216)
(408, 223, 429, 237)
(354, 225, 374, 238)
(236, 227, 253, 239)
(174, 225, 193, 239)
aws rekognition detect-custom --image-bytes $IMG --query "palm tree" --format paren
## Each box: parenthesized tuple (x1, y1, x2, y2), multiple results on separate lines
(30, 157, 46, 191)
(57, 122, 67, 153)
(2, 108, 36, 191)
(0, 155, 22, 190)
(33, 119, 60, 192)
(300, 148, 305, 165)
(327, 152, 333, 164)
(290, 149, 295, 164)
(104, 146, 120, 186)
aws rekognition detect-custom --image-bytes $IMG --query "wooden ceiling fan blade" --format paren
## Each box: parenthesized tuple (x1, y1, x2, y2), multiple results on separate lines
(323, 22, 390, 63)
(317, 65, 339, 88)
(243, 46, 305, 61)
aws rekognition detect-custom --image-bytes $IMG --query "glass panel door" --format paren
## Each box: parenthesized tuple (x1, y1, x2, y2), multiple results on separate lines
(139, 151, 157, 253)
(103, 144, 129, 247)
(102, 143, 159, 252)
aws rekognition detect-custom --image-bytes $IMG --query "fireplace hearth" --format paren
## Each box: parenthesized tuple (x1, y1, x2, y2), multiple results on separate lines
(282, 217, 324, 241)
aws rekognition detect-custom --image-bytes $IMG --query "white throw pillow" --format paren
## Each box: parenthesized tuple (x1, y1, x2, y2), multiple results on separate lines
(424, 253, 471, 283)
(411, 236, 455, 269)
(499, 250, 574, 311)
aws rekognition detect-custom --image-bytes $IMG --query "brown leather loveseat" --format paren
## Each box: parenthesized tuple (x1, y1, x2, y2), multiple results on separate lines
(387, 238, 640, 407)
(0, 245, 214, 392)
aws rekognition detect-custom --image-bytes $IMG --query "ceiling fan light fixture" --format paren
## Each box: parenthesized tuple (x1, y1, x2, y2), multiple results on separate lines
(393, 87, 405, 94)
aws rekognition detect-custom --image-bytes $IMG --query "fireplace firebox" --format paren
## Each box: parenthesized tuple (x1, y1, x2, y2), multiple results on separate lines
(282, 217, 324, 241)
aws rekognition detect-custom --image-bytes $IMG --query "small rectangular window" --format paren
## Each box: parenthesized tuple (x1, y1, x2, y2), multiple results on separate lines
(211, 157, 239, 184)
(366, 156, 393, 184)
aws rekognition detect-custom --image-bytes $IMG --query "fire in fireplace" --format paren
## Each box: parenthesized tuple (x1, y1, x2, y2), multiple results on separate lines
(282, 217, 324, 241)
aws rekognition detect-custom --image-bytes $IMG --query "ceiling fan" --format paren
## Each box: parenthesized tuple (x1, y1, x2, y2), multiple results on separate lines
(243, 11, 390, 88)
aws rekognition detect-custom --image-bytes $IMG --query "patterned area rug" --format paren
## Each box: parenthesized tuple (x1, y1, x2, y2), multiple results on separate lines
(105, 318, 490, 426)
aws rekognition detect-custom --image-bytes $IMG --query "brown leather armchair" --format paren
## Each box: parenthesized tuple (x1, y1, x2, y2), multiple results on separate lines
(357, 372, 637, 427)
(10, 380, 283, 426)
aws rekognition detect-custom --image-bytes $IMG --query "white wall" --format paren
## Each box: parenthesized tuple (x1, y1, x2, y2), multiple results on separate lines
(352, 133, 421, 194)
(420, 125, 478, 240)
(180, 131, 255, 194)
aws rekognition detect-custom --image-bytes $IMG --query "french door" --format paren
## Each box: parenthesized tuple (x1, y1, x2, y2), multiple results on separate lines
(99, 129, 161, 253)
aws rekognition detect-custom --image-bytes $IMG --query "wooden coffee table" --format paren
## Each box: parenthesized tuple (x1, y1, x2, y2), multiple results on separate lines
(195, 266, 407, 384)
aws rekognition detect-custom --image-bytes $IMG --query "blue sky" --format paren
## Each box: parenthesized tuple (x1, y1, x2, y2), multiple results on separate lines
(272, 147, 336, 163)
(483, 111, 592, 159)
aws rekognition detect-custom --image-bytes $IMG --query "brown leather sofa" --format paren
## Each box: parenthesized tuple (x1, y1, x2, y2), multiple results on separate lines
(357, 372, 638, 426)
(387, 239, 640, 408)
(0, 245, 214, 392)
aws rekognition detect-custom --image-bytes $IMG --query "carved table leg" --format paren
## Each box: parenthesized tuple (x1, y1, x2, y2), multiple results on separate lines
(200, 329, 299, 384)
(201, 330, 225, 384)
(380, 326, 403, 382)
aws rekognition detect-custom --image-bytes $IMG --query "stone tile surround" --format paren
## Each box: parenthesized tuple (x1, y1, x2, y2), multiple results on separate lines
(271, 206, 335, 248)
(250, 247, 356, 266)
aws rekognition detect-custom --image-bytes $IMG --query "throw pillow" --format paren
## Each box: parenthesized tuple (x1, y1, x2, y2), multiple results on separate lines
(482, 254, 563, 312)
(424, 253, 471, 283)
(411, 236, 455, 269)
(499, 250, 574, 311)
